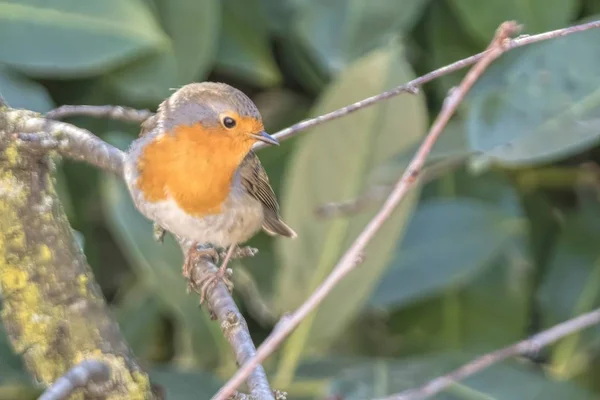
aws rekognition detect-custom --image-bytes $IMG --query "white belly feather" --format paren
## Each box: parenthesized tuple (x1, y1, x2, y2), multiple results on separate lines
(139, 187, 265, 247)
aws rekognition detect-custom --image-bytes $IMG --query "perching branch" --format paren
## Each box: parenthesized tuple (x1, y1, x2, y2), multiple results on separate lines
(38, 360, 111, 400)
(182, 241, 275, 400)
(380, 308, 600, 400)
(213, 21, 521, 400)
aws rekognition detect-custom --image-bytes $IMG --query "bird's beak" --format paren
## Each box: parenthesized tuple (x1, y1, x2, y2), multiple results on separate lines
(250, 131, 279, 146)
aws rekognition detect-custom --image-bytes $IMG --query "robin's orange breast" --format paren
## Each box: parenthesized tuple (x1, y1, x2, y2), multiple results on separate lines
(134, 123, 252, 217)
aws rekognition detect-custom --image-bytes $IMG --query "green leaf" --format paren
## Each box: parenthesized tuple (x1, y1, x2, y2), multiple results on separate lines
(115, 285, 164, 358)
(105, 52, 179, 107)
(583, 0, 600, 15)
(274, 45, 428, 366)
(277, 36, 330, 94)
(0, 325, 27, 384)
(0, 0, 167, 77)
(327, 354, 596, 399)
(105, 0, 219, 106)
(149, 367, 222, 399)
(370, 198, 524, 309)
(0, 67, 53, 113)
(380, 172, 532, 354)
(215, 0, 281, 86)
(100, 153, 228, 367)
(537, 204, 600, 380)
(465, 26, 600, 167)
(260, 0, 295, 35)
(448, 0, 579, 45)
(154, 0, 220, 81)
(384, 239, 532, 355)
(292, 0, 430, 74)
(425, 1, 481, 102)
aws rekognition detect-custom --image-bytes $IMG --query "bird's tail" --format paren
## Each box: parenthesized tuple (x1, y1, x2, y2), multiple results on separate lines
(263, 217, 297, 238)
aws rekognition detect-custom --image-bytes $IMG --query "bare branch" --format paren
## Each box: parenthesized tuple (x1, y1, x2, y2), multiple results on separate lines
(38, 360, 111, 400)
(10, 113, 126, 176)
(46, 105, 153, 123)
(380, 308, 600, 400)
(253, 19, 600, 150)
(182, 242, 275, 400)
(213, 21, 521, 400)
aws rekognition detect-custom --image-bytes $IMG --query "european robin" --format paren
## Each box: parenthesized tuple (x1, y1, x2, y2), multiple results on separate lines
(123, 82, 296, 300)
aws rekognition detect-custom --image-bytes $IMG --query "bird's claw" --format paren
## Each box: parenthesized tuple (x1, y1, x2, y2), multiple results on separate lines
(197, 267, 234, 304)
(182, 244, 234, 304)
(153, 223, 166, 243)
(182, 245, 219, 280)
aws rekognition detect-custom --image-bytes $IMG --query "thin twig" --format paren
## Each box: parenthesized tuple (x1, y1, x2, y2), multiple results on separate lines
(182, 241, 275, 400)
(46, 105, 153, 123)
(38, 360, 111, 400)
(380, 308, 600, 400)
(213, 21, 521, 400)
(253, 18, 600, 150)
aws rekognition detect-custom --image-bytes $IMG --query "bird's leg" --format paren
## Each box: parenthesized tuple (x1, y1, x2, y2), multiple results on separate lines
(198, 244, 237, 303)
(182, 243, 219, 280)
(153, 223, 166, 243)
(217, 246, 258, 260)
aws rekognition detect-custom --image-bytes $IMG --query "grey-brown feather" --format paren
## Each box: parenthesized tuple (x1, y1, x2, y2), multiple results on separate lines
(239, 151, 297, 238)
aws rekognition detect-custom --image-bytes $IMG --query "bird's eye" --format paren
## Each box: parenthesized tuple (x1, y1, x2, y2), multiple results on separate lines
(222, 116, 236, 129)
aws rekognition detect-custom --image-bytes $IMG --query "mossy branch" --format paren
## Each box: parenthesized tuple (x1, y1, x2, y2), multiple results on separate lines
(0, 107, 153, 398)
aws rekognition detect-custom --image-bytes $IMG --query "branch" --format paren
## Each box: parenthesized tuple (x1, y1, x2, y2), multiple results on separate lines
(182, 241, 276, 400)
(213, 21, 521, 400)
(380, 308, 600, 400)
(0, 110, 152, 397)
(6, 111, 274, 398)
(253, 19, 600, 150)
(38, 360, 110, 400)
(12, 112, 126, 176)
(46, 105, 153, 123)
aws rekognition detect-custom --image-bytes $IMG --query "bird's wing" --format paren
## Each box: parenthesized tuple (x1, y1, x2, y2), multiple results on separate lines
(239, 151, 296, 238)
(139, 113, 158, 137)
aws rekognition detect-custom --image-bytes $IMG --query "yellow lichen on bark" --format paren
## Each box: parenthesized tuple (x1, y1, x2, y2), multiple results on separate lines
(0, 135, 153, 398)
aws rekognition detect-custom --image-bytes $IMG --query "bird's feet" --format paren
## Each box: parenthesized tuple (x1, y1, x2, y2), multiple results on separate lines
(153, 223, 166, 243)
(182, 244, 259, 304)
(197, 265, 234, 304)
(182, 244, 219, 280)
(183, 244, 234, 304)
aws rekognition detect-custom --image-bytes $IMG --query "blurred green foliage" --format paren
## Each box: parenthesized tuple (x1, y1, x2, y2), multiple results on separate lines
(2, 0, 600, 398)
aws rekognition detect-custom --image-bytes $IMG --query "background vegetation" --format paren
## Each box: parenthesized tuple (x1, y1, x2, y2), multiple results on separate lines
(2, 0, 600, 398)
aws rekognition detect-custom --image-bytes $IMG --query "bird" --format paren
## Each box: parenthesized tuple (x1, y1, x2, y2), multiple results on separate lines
(123, 82, 296, 301)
